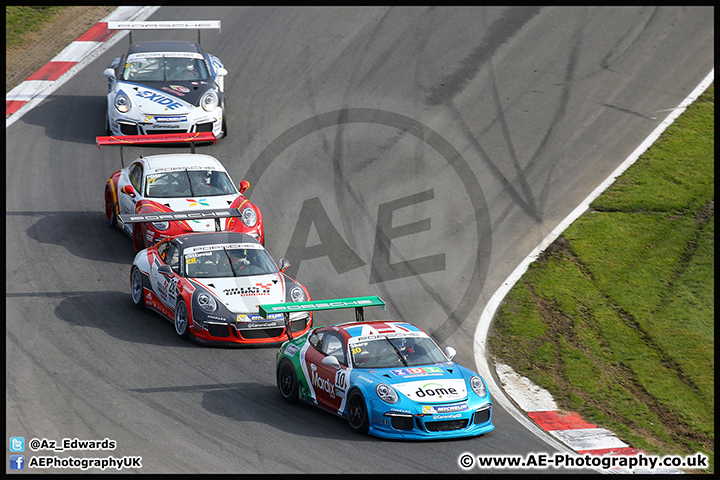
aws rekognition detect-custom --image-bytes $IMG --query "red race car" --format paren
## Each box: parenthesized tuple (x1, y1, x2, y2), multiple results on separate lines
(99, 132, 263, 251)
(130, 230, 312, 345)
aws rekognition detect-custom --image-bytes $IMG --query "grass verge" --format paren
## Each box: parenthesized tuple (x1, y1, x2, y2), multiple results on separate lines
(5, 6, 66, 49)
(488, 84, 714, 473)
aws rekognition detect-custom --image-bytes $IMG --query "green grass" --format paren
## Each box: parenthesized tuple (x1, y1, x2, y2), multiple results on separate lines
(6, 6, 66, 49)
(489, 84, 714, 473)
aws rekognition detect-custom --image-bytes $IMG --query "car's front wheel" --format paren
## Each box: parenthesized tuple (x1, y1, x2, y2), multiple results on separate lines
(347, 390, 369, 434)
(277, 359, 299, 403)
(174, 299, 192, 340)
(130, 267, 145, 309)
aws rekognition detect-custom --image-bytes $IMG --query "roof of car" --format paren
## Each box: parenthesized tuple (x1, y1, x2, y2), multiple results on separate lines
(128, 40, 201, 55)
(137, 153, 225, 173)
(328, 321, 426, 340)
(174, 232, 261, 249)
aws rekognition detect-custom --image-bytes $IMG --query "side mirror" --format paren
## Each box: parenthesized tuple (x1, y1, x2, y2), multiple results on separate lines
(322, 356, 341, 370)
(103, 68, 116, 79)
(158, 265, 174, 277)
(278, 258, 290, 273)
(120, 185, 136, 197)
(444, 346, 456, 361)
(216, 67, 228, 77)
(238, 180, 250, 194)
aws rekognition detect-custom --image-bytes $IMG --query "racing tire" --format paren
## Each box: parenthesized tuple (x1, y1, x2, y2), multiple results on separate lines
(104, 111, 111, 136)
(277, 359, 299, 404)
(347, 390, 369, 434)
(174, 299, 193, 340)
(221, 116, 228, 139)
(105, 187, 117, 228)
(130, 267, 145, 310)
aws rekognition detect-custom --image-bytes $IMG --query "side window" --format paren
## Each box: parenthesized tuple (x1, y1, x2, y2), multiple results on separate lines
(309, 331, 324, 350)
(322, 334, 346, 366)
(157, 241, 169, 259)
(129, 163, 143, 193)
(164, 244, 180, 273)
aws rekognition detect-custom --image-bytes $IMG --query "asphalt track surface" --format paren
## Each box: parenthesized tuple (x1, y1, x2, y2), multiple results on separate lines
(6, 6, 714, 474)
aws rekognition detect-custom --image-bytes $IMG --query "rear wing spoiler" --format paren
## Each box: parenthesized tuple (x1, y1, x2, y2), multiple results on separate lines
(108, 20, 221, 44)
(259, 296, 386, 340)
(96, 132, 216, 150)
(118, 207, 242, 232)
(96, 132, 217, 166)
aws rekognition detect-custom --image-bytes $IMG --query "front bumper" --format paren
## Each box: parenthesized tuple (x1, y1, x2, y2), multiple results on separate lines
(367, 400, 494, 440)
(108, 108, 223, 138)
(191, 313, 312, 346)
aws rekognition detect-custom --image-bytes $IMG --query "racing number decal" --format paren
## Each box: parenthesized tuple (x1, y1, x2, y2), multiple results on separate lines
(335, 370, 347, 396)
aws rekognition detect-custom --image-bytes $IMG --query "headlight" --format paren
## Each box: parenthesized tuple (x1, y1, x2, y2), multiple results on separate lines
(115, 92, 131, 113)
(376, 383, 398, 404)
(470, 376, 487, 397)
(290, 286, 306, 302)
(241, 207, 257, 227)
(197, 293, 217, 312)
(151, 221, 169, 231)
(200, 90, 218, 112)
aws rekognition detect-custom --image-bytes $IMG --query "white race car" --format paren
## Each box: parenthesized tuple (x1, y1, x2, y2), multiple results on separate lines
(103, 21, 227, 139)
(130, 231, 312, 345)
(99, 133, 263, 251)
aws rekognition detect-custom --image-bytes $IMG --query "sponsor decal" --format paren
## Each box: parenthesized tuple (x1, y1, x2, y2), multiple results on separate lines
(136, 89, 185, 110)
(244, 321, 276, 329)
(422, 403, 468, 414)
(223, 284, 272, 296)
(170, 84, 191, 93)
(127, 52, 204, 61)
(154, 115, 188, 122)
(237, 312, 283, 320)
(186, 198, 210, 207)
(284, 344, 300, 356)
(311, 370, 335, 398)
(415, 384, 458, 398)
(390, 366, 443, 377)
(394, 379, 467, 402)
(185, 243, 259, 254)
(432, 413, 462, 420)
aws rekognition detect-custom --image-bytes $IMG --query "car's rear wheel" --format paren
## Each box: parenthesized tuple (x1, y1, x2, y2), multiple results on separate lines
(174, 300, 192, 340)
(130, 267, 145, 309)
(347, 390, 369, 434)
(277, 359, 299, 403)
(105, 187, 117, 228)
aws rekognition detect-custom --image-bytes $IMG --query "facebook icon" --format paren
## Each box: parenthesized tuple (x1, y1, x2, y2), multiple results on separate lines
(10, 455, 25, 470)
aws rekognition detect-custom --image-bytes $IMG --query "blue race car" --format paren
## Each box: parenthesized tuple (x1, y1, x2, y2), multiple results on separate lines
(265, 296, 494, 440)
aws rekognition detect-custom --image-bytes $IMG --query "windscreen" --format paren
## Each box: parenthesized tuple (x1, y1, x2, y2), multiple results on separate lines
(350, 335, 448, 369)
(146, 170, 236, 198)
(185, 246, 278, 278)
(122, 52, 209, 82)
